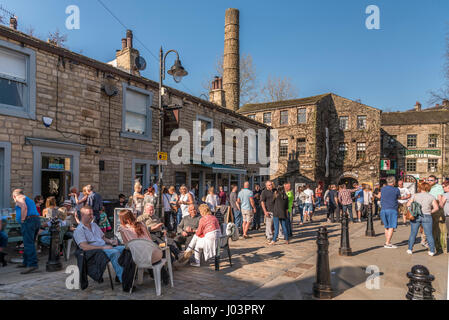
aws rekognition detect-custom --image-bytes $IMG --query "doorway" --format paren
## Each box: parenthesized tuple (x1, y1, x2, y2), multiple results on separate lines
(41, 155, 72, 205)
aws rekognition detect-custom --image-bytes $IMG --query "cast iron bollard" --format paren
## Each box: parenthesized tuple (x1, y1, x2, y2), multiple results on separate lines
(313, 227, 333, 299)
(365, 206, 375, 237)
(46, 217, 63, 272)
(339, 213, 352, 256)
(406, 265, 435, 300)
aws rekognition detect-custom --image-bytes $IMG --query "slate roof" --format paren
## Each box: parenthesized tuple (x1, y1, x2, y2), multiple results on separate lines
(382, 110, 449, 126)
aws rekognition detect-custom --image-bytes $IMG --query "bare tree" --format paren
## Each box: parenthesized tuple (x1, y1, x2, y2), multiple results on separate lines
(48, 29, 68, 47)
(261, 75, 299, 102)
(203, 53, 259, 105)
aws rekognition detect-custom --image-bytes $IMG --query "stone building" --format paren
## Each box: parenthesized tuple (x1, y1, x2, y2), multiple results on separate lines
(0, 19, 268, 208)
(381, 101, 449, 181)
(238, 93, 382, 188)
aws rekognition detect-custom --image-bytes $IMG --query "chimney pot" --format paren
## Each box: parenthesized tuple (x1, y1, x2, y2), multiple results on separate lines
(121, 38, 127, 50)
(126, 30, 133, 49)
(415, 101, 422, 111)
(443, 99, 449, 107)
(9, 16, 17, 30)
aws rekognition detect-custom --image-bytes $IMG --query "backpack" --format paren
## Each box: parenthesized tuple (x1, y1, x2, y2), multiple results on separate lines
(409, 201, 423, 219)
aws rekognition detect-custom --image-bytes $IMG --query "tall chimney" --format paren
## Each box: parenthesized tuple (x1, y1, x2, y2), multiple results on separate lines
(414, 101, 422, 111)
(9, 16, 18, 30)
(223, 8, 240, 112)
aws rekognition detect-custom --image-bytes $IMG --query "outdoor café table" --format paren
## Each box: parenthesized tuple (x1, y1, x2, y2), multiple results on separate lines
(4, 217, 50, 243)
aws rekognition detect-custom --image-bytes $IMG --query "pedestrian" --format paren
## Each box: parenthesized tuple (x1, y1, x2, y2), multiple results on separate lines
(439, 180, 449, 253)
(315, 183, 324, 208)
(132, 181, 145, 217)
(218, 186, 227, 206)
(229, 185, 243, 235)
(162, 187, 176, 232)
(98, 206, 112, 233)
(303, 185, 315, 223)
(362, 185, 373, 221)
(34, 195, 44, 216)
(261, 181, 276, 242)
(143, 186, 158, 213)
(354, 184, 364, 223)
(42, 196, 59, 219)
(406, 182, 438, 256)
(284, 182, 294, 237)
(268, 185, 289, 245)
(178, 185, 194, 223)
(205, 187, 219, 213)
(338, 184, 357, 223)
(86, 185, 103, 225)
(379, 176, 401, 249)
(237, 182, 257, 239)
(70, 186, 87, 222)
(325, 184, 339, 223)
(12, 189, 41, 274)
(373, 183, 381, 218)
(252, 184, 262, 231)
(169, 186, 181, 226)
(427, 175, 446, 253)
(295, 186, 306, 226)
(398, 180, 412, 227)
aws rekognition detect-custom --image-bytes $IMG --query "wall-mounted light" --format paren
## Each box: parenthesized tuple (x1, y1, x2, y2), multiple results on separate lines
(42, 117, 53, 128)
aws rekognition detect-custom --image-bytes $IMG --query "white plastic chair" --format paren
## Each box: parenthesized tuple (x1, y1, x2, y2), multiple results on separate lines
(126, 239, 173, 296)
(63, 238, 74, 261)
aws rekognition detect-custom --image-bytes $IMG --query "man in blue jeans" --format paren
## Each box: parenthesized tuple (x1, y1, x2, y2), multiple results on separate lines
(230, 185, 243, 234)
(379, 176, 401, 249)
(12, 189, 41, 274)
(74, 206, 125, 283)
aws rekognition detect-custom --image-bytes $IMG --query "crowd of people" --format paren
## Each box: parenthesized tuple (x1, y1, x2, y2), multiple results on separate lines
(2, 174, 448, 291)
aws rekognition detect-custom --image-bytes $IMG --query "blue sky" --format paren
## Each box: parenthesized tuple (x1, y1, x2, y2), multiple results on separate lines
(1, 0, 448, 111)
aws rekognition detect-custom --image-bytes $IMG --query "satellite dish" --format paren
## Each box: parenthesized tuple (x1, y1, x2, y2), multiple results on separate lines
(102, 75, 118, 97)
(135, 55, 147, 71)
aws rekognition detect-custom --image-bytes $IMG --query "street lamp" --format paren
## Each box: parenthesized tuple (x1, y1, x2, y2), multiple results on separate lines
(155, 47, 188, 222)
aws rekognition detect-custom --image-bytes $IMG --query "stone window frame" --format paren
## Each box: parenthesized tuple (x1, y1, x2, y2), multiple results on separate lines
(338, 142, 348, 159)
(339, 116, 349, 131)
(356, 142, 366, 160)
(121, 83, 153, 142)
(427, 159, 438, 173)
(296, 138, 306, 156)
(428, 134, 439, 148)
(131, 159, 158, 193)
(263, 112, 272, 125)
(357, 115, 367, 130)
(194, 114, 214, 160)
(406, 158, 417, 172)
(407, 134, 417, 148)
(280, 110, 289, 126)
(0, 142, 11, 209)
(0, 39, 36, 120)
(247, 114, 255, 120)
(297, 108, 307, 124)
(279, 139, 289, 158)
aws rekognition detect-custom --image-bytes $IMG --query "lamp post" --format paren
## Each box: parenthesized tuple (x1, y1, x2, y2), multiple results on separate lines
(155, 47, 188, 222)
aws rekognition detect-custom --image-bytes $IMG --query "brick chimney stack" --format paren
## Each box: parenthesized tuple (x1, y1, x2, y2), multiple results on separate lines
(223, 8, 240, 112)
(115, 30, 140, 76)
(209, 76, 226, 107)
(9, 16, 17, 30)
(414, 101, 422, 111)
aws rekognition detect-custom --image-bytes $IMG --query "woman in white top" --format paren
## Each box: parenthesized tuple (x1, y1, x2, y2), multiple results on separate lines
(406, 182, 438, 256)
(133, 181, 145, 217)
(205, 187, 219, 213)
(178, 185, 194, 221)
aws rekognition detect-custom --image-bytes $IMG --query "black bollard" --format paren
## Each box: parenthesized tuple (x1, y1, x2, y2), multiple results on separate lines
(313, 227, 333, 299)
(365, 206, 375, 237)
(406, 265, 435, 300)
(46, 217, 63, 272)
(339, 213, 352, 256)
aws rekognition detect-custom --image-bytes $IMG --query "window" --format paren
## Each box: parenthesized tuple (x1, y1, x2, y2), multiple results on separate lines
(0, 40, 36, 119)
(279, 139, 289, 157)
(339, 116, 349, 130)
(297, 138, 306, 155)
(263, 112, 272, 124)
(134, 164, 147, 187)
(407, 135, 417, 148)
(357, 115, 367, 130)
(406, 159, 417, 172)
(280, 110, 289, 125)
(247, 114, 255, 120)
(356, 143, 366, 160)
(0, 142, 11, 209)
(132, 160, 158, 191)
(428, 159, 438, 173)
(197, 116, 214, 157)
(338, 143, 348, 159)
(297, 108, 307, 124)
(121, 83, 153, 141)
(428, 134, 439, 148)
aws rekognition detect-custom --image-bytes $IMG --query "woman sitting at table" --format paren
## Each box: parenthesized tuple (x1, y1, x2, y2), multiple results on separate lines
(177, 204, 221, 267)
(42, 196, 59, 219)
(118, 209, 163, 264)
(0, 217, 8, 267)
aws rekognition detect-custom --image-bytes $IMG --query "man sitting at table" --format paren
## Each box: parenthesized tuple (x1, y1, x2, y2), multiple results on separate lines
(73, 205, 125, 283)
(174, 204, 200, 250)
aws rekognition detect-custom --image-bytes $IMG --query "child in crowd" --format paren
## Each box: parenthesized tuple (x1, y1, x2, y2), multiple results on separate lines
(99, 207, 112, 233)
